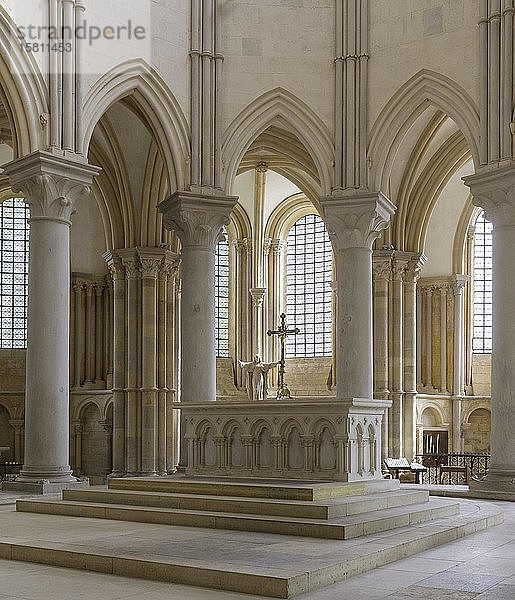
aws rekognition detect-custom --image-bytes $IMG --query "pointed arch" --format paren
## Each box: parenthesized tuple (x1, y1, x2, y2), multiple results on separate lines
(82, 58, 190, 192)
(0, 7, 48, 156)
(368, 70, 480, 192)
(222, 88, 334, 195)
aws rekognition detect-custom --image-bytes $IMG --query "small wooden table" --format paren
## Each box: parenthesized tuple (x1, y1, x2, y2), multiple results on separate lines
(439, 465, 468, 484)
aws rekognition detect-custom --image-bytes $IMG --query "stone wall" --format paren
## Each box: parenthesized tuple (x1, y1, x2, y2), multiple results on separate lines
(471, 354, 491, 396)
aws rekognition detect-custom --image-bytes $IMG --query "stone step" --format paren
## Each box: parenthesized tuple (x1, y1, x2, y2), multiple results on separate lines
(62, 487, 430, 519)
(16, 497, 459, 540)
(107, 476, 400, 501)
(0, 500, 503, 598)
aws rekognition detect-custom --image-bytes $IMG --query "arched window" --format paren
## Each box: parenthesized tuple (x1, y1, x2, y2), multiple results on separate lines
(286, 214, 332, 357)
(0, 199, 29, 349)
(215, 229, 229, 357)
(472, 211, 493, 353)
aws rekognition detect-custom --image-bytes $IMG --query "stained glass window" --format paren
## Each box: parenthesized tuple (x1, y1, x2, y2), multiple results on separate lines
(286, 214, 333, 357)
(215, 229, 229, 357)
(0, 199, 29, 349)
(472, 211, 493, 353)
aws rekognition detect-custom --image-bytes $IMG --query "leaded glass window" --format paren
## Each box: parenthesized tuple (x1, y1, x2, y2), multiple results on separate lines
(286, 214, 333, 357)
(472, 211, 493, 353)
(215, 229, 229, 357)
(0, 198, 29, 349)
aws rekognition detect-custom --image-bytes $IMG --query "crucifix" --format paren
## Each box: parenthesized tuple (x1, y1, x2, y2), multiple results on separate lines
(267, 313, 300, 399)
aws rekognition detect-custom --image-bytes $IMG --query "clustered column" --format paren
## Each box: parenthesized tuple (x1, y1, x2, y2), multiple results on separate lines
(70, 275, 111, 389)
(3, 151, 98, 487)
(104, 248, 179, 476)
(372, 249, 424, 459)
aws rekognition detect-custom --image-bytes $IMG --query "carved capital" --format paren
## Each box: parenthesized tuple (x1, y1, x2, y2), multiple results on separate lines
(140, 257, 162, 279)
(159, 191, 237, 251)
(72, 279, 86, 294)
(320, 192, 395, 251)
(104, 252, 125, 282)
(249, 287, 266, 307)
(405, 253, 427, 283)
(451, 274, 468, 296)
(234, 239, 247, 255)
(270, 238, 286, 256)
(463, 165, 515, 227)
(372, 258, 392, 281)
(122, 257, 140, 280)
(392, 258, 409, 282)
(2, 151, 99, 224)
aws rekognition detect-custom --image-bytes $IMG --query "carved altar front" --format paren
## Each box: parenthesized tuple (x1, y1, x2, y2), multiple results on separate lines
(175, 397, 391, 482)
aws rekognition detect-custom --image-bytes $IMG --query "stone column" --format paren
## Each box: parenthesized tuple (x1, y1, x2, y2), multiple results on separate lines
(403, 254, 425, 460)
(464, 166, 515, 493)
(139, 251, 161, 476)
(266, 239, 285, 381)
(4, 152, 98, 489)
(390, 256, 408, 457)
(452, 275, 468, 453)
(121, 253, 140, 475)
(320, 193, 395, 399)
(8, 420, 24, 464)
(72, 279, 85, 388)
(159, 192, 237, 404)
(372, 251, 392, 459)
(233, 240, 250, 387)
(94, 282, 105, 384)
(249, 287, 266, 357)
(84, 281, 94, 384)
(104, 253, 126, 477)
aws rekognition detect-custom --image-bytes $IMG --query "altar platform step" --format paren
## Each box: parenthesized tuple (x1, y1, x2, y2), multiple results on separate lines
(0, 496, 502, 598)
(16, 477, 449, 540)
(107, 476, 400, 501)
(58, 486, 430, 519)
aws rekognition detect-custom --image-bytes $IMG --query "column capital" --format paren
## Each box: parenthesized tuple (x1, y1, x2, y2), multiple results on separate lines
(463, 164, 515, 226)
(104, 252, 125, 281)
(249, 287, 266, 307)
(405, 252, 427, 283)
(320, 192, 396, 251)
(392, 256, 410, 282)
(159, 191, 238, 250)
(2, 151, 100, 223)
(372, 257, 392, 281)
(8, 419, 24, 433)
(451, 274, 469, 296)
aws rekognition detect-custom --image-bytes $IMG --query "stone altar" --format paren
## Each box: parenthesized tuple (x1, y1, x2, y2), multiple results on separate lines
(176, 397, 390, 481)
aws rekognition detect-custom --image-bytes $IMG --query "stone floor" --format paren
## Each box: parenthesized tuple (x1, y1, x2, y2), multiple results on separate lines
(0, 493, 513, 599)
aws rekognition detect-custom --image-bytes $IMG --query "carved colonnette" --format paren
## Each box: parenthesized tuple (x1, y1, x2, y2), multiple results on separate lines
(177, 398, 389, 482)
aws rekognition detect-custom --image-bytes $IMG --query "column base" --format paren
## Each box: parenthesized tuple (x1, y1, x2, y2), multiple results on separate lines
(468, 469, 515, 500)
(1, 478, 89, 495)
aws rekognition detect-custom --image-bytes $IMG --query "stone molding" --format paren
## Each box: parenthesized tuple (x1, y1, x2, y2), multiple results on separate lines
(320, 192, 395, 251)
(464, 165, 515, 227)
(159, 191, 238, 250)
(2, 151, 100, 224)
